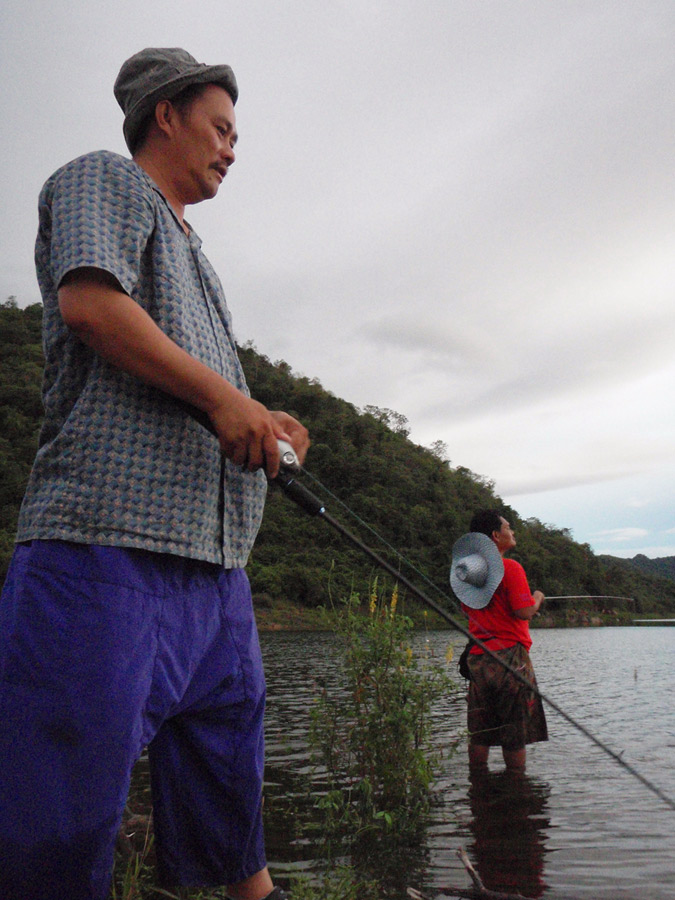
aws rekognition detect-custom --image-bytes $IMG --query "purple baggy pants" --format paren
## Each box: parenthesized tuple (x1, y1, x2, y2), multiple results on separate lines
(0, 540, 267, 900)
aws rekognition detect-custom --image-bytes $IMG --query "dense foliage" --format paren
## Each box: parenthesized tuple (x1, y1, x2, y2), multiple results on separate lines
(2, 301, 675, 619)
(601, 552, 675, 582)
(0, 299, 44, 575)
(300, 583, 456, 898)
(309, 583, 456, 838)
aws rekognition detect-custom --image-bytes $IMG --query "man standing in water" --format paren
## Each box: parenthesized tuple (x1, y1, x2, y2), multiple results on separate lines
(0, 48, 308, 900)
(453, 510, 548, 771)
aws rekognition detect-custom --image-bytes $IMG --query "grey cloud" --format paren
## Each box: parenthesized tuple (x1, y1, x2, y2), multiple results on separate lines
(3, 0, 675, 559)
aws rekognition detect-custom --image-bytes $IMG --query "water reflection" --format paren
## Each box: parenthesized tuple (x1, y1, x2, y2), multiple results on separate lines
(466, 769, 551, 898)
(123, 628, 675, 899)
(261, 629, 554, 898)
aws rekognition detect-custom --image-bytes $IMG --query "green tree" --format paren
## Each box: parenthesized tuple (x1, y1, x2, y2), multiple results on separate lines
(309, 583, 457, 840)
(2, 303, 674, 618)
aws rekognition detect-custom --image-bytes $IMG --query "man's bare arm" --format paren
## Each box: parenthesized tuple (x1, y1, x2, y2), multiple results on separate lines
(58, 268, 309, 476)
(513, 590, 545, 620)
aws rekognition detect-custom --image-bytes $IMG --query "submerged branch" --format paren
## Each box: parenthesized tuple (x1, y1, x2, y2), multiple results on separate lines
(407, 846, 533, 900)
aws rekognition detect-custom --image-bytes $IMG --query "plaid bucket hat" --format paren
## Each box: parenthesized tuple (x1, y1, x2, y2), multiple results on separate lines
(114, 47, 238, 152)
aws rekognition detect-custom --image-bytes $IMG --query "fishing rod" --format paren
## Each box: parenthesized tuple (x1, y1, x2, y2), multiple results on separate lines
(546, 595, 635, 602)
(268, 443, 675, 814)
(183, 407, 675, 813)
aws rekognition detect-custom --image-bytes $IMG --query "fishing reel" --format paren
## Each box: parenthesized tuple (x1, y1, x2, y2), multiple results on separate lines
(272, 439, 325, 516)
(277, 439, 301, 473)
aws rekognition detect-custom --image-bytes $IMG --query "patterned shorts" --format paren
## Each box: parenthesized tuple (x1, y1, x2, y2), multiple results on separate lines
(467, 642, 548, 750)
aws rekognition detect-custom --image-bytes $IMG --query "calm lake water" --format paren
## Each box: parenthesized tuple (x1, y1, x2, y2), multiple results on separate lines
(261, 626, 675, 900)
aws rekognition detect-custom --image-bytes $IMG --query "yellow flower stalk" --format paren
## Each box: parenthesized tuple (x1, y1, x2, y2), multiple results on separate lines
(369, 585, 377, 616)
(390, 585, 399, 617)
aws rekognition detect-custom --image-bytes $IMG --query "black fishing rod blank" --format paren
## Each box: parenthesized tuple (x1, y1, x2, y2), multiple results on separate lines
(271, 457, 675, 815)
(273, 468, 474, 639)
(181, 408, 675, 814)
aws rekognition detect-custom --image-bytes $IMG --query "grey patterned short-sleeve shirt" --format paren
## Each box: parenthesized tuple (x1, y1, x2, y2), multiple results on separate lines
(17, 150, 267, 567)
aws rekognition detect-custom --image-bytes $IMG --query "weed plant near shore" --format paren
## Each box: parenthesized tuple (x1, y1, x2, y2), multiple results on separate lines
(112, 834, 376, 900)
(307, 583, 460, 855)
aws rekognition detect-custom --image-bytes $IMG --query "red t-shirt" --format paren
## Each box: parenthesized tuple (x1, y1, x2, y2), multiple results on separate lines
(462, 557, 535, 653)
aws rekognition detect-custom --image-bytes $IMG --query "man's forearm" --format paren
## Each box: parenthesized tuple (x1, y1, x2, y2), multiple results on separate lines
(58, 273, 233, 415)
(57, 270, 309, 475)
(513, 590, 544, 620)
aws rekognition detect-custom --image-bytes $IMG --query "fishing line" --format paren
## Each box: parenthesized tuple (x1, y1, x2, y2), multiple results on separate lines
(302, 470, 636, 617)
(272, 462, 675, 814)
(182, 408, 675, 813)
(301, 466, 459, 607)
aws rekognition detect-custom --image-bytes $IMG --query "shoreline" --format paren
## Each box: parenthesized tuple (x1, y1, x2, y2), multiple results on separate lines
(253, 597, 652, 632)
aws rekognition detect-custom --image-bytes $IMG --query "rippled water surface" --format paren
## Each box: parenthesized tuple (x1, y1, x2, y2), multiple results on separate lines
(261, 626, 675, 899)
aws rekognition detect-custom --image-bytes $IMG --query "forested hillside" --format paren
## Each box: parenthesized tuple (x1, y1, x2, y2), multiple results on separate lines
(2, 300, 675, 620)
(0, 300, 44, 573)
(599, 553, 675, 583)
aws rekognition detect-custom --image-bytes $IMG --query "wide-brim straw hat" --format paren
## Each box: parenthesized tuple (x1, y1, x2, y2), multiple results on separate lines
(450, 532, 504, 609)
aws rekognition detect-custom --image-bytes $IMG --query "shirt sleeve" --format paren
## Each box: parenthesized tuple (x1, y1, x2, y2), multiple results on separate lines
(502, 559, 535, 612)
(46, 153, 155, 296)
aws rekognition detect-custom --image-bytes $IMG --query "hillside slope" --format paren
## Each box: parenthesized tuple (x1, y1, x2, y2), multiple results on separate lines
(2, 301, 674, 619)
(605, 554, 675, 583)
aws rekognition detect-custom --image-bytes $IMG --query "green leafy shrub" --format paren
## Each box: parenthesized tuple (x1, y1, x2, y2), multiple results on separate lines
(309, 582, 459, 843)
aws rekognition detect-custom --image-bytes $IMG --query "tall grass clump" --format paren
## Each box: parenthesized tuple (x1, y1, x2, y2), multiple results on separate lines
(309, 581, 458, 846)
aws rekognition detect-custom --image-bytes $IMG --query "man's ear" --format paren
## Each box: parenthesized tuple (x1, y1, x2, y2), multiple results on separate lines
(154, 99, 177, 138)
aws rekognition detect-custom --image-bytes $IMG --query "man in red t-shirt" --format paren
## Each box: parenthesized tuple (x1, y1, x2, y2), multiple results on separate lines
(461, 510, 548, 771)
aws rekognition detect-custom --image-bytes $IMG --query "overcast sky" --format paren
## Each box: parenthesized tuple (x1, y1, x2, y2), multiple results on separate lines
(2, 0, 674, 560)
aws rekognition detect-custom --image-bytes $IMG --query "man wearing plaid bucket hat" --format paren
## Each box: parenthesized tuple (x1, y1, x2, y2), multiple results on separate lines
(451, 510, 548, 771)
(0, 48, 308, 900)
